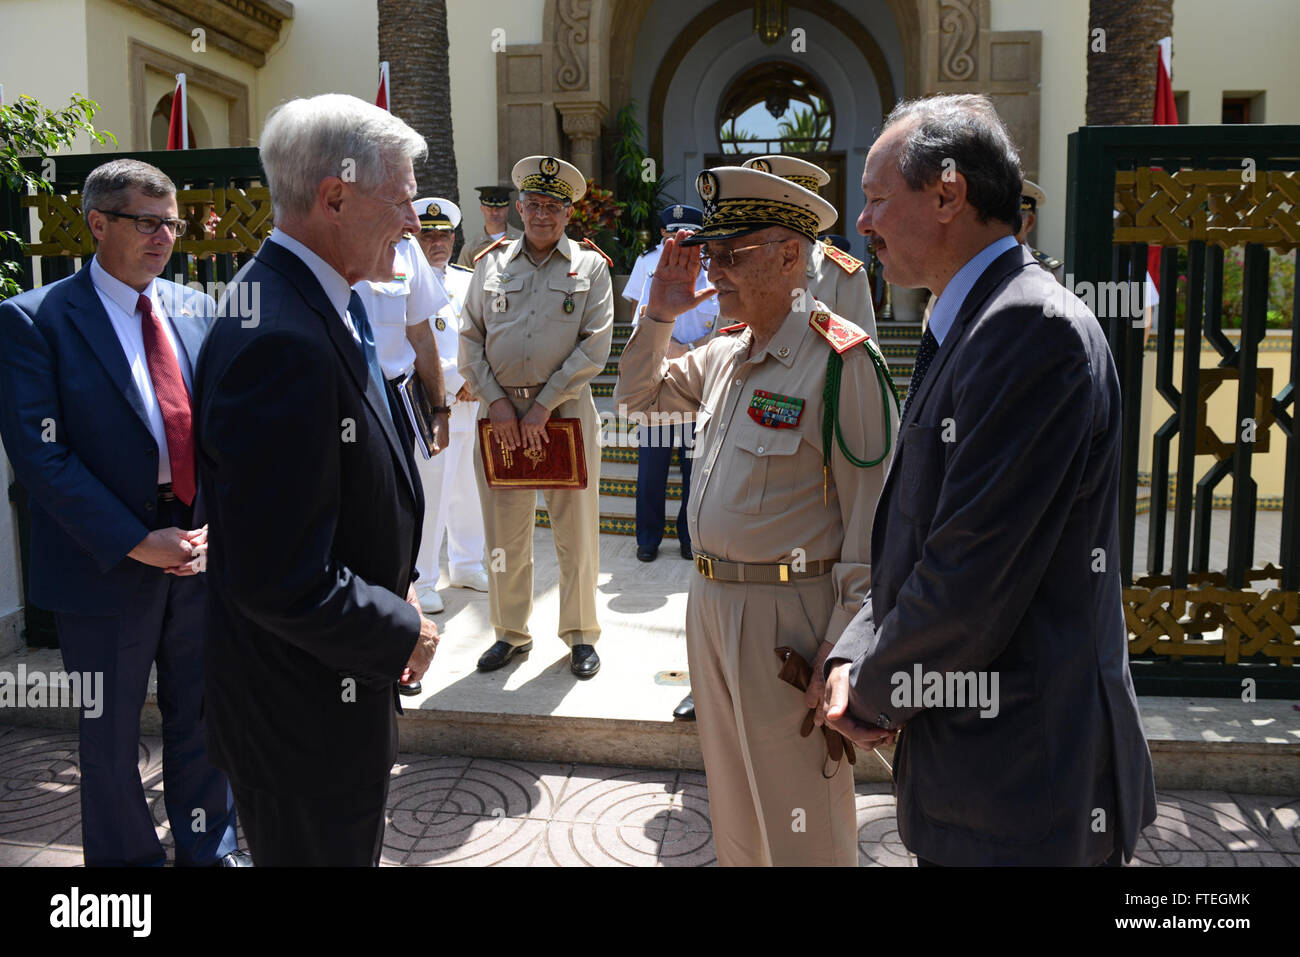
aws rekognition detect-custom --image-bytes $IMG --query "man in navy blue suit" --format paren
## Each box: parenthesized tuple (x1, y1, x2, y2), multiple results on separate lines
(0, 158, 242, 866)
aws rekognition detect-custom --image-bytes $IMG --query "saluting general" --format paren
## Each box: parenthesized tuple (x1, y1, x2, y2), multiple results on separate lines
(459, 156, 613, 679)
(615, 165, 899, 865)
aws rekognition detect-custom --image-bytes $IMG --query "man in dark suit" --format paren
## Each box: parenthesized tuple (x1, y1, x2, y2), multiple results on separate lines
(194, 94, 438, 866)
(0, 158, 241, 866)
(821, 94, 1157, 866)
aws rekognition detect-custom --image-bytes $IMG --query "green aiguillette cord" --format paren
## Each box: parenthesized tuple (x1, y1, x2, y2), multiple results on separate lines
(820, 342, 902, 502)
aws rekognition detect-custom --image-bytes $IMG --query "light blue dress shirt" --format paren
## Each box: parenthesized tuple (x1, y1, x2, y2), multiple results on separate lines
(926, 234, 1019, 346)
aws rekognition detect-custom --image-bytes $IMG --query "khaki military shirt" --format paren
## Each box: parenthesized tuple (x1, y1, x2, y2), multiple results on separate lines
(614, 303, 898, 645)
(457, 225, 522, 268)
(806, 242, 876, 338)
(459, 233, 614, 412)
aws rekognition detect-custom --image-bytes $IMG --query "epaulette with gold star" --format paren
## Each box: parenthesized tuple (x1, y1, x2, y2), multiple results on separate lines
(473, 236, 511, 263)
(809, 311, 867, 354)
(821, 242, 865, 275)
(580, 237, 613, 268)
(718, 322, 747, 335)
(1031, 247, 1063, 271)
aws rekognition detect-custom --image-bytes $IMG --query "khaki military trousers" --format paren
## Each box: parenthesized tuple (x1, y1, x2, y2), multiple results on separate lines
(473, 386, 602, 648)
(686, 573, 858, 866)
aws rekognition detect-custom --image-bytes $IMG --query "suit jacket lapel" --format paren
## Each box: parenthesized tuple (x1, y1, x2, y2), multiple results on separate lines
(64, 264, 152, 433)
(902, 244, 1033, 427)
(155, 282, 208, 373)
(255, 242, 417, 505)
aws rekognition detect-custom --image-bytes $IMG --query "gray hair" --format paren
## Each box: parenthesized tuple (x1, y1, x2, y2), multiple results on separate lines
(259, 94, 428, 220)
(883, 94, 1023, 230)
(81, 159, 175, 223)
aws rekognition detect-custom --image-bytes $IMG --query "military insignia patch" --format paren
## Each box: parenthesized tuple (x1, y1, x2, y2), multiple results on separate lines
(750, 158, 772, 174)
(821, 243, 865, 274)
(748, 390, 804, 429)
(429, 202, 441, 217)
(809, 311, 868, 354)
(697, 170, 719, 213)
(540, 156, 559, 177)
(435, 317, 447, 331)
(673, 205, 684, 219)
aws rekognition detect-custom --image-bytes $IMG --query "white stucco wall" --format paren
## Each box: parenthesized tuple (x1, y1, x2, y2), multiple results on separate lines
(447, 0, 544, 241)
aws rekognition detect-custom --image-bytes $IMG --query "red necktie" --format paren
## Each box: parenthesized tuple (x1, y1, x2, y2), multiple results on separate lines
(137, 293, 195, 506)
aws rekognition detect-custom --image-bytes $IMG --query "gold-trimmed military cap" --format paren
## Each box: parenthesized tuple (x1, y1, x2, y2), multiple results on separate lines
(474, 185, 515, 207)
(681, 166, 837, 245)
(742, 155, 831, 195)
(414, 196, 461, 231)
(511, 155, 587, 204)
(1021, 179, 1046, 212)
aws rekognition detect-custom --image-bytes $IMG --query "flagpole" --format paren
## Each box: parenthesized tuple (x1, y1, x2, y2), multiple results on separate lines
(178, 73, 188, 150)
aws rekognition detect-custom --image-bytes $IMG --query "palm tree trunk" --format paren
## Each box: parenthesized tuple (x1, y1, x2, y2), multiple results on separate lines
(378, 0, 459, 204)
(1087, 0, 1174, 125)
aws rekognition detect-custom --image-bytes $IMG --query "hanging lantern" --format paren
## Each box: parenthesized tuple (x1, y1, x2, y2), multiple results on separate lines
(753, 0, 787, 46)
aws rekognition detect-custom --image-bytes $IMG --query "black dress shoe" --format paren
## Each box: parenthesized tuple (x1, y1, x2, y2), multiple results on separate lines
(398, 680, 422, 696)
(212, 850, 253, 867)
(569, 644, 600, 679)
(636, 545, 658, 562)
(477, 640, 532, 672)
(680, 541, 693, 560)
(673, 693, 695, 721)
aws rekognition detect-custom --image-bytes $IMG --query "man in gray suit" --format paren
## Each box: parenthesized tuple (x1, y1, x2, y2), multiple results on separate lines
(820, 94, 1156, 866)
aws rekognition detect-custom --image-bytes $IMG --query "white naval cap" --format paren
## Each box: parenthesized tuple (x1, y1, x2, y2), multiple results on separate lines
(682, 165, 837, 245)
(741, 155, 831, 194)
(414, 196, 461, 230)
(511, 155, 587, 203)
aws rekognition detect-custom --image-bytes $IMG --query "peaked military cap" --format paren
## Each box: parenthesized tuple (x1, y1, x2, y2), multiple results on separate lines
(511, 155, 587, 203)
(474, 185, 515, 207)
(414, 196, 461, 231)
(682, 166, 836, 245)
(1021, 179, 1046, 212)
(742, 155, 831, 194)
(660, 204, 704, 231)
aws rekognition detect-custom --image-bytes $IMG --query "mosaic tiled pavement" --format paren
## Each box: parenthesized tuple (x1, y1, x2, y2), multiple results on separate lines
(1, 724, 1297, 866)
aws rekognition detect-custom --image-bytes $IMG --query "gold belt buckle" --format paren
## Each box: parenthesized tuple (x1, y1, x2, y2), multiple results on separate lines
(695, 555, 714, 579)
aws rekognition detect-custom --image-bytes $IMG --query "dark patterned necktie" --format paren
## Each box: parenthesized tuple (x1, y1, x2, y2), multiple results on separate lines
(346, 290, 393, 422)
(903, 328, 939, 417)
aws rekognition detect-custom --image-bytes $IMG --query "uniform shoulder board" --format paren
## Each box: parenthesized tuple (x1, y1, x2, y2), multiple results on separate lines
(1031, 247, 1063, 270)
(580, 237, 613, 268)
(821, 243, 865, 275)
(718, 322, 748, 335)
(473, 235, 511, 263)
(809, 310, 868, 354)
(449, 262, 474, 272)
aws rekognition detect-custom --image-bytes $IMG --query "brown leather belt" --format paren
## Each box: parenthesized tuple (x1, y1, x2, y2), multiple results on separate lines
(503, 384, 544, 399)
(694, 552, 835, 583)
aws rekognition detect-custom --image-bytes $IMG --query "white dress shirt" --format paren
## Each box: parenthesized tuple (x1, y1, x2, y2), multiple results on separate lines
(352, 236, 449, 379)
(89, 255, 192, 484)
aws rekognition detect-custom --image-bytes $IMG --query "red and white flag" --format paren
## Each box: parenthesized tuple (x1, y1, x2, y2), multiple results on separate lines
(166, 73, 188, 150)
(375, 61, 390, 112)
(1147, 37, 1178, 306)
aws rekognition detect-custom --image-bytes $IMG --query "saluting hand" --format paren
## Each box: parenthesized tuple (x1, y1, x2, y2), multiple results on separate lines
(646, 229, 717, 323)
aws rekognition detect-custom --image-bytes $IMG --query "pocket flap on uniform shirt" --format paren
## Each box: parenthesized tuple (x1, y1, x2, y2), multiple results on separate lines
(484, 276, 525, 294)
(547, 276, 592, 294)
(736, 426, 802, 458)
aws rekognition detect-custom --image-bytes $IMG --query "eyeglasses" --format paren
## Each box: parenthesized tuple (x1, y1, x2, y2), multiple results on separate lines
(698, 240, 787, 269)
(522, 200, 568, 216)
(99, 210, 187, 236)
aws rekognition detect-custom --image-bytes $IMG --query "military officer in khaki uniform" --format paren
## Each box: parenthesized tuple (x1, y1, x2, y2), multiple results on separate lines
(459, 156, 613, 679)
(457, 185, 523, 268)
(1017, 179, 1064, 283)
(615, 166, 899, 865)
(742, 155, 875, 336)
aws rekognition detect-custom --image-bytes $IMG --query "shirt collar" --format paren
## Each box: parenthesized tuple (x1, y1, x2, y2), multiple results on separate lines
(506, 232, 576, 268)
(90, 255, 156, 315)
(805, 240, 823, 278)
(747, 307, 808, 368)
(927, 234, 1019, 346)
(265, 227, 351, 320)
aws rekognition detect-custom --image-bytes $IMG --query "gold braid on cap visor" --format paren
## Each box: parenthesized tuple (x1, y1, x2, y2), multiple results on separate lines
(519, 173, 574, 201)
(698, 198, 821, 241)
(781, 174, 824, 191)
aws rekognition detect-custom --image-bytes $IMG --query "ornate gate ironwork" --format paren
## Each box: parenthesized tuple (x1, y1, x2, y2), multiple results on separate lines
(1065, 125, 1300, 696)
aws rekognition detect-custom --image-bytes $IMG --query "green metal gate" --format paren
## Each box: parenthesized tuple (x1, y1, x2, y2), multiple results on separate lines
(1065, 124, 1300, 696)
